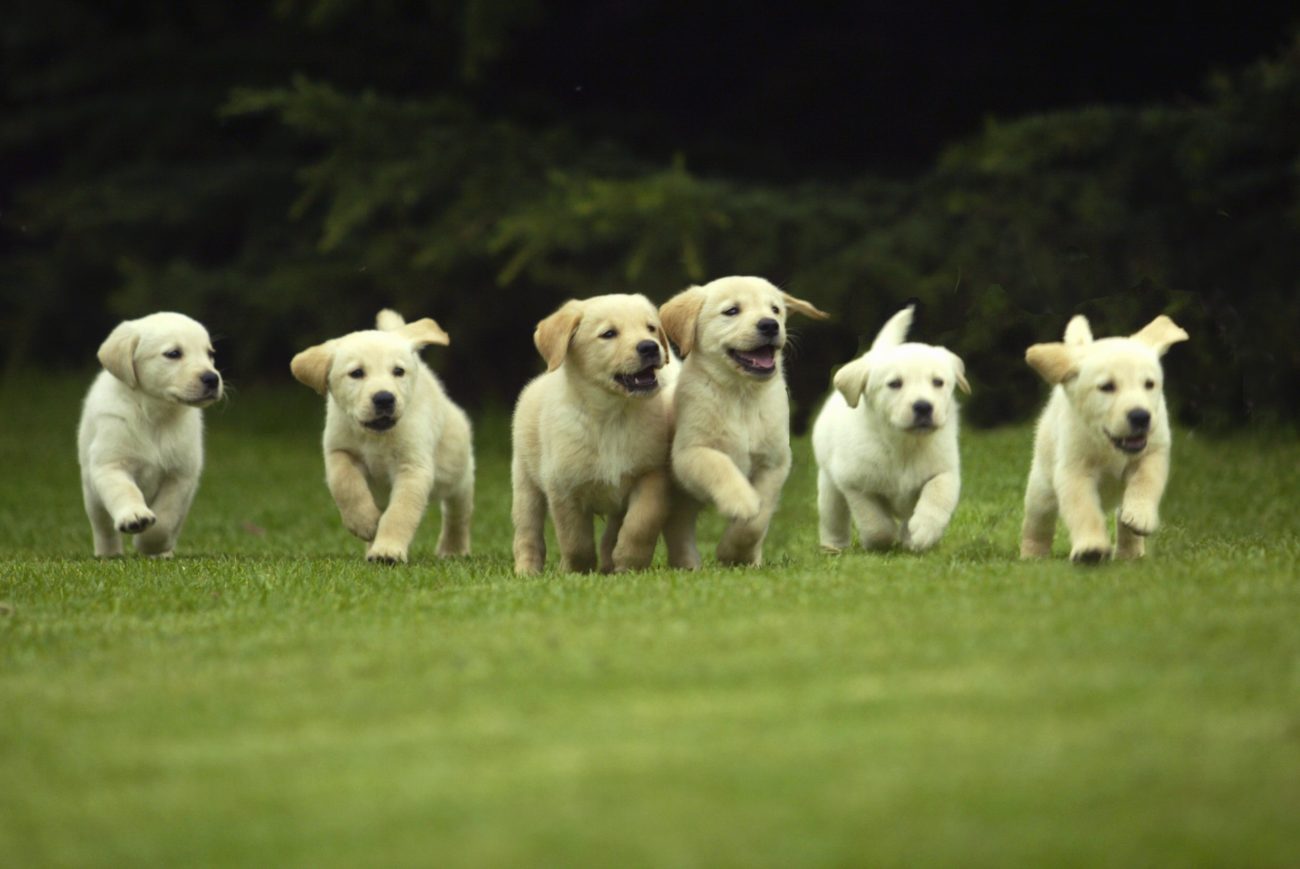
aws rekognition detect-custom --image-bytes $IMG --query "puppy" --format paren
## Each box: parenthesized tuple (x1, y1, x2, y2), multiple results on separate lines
(1021, 314, 1189, 563)
(659, 276, 829, 568)
(812, 305, 970, 553)
(291, 309, 474, 563)
(78, 312, 223, 557)
(511, 294, 674, 574)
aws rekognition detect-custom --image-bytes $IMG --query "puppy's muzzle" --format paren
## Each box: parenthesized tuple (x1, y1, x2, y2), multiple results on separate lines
(364, 391, 398, 431)
(185, 370, 223, 405)
(727, 324, 781, 377)
(1109, 409, 1151, 454)
(909, 399, 935, 431)
(614, 341, 663, 394)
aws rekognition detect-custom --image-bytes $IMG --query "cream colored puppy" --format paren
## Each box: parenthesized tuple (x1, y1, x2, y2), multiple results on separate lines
(512, 294, 674, 574)
(659, 276, 829, 568)
(1021, 314, 1189, 563)
(291, 309, 474, 563)
(812, 305, 970, 553)
(78, 312, 223, 558)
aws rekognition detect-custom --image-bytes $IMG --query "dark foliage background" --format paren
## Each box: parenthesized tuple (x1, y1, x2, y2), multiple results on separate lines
(3, 1, 1298, 428)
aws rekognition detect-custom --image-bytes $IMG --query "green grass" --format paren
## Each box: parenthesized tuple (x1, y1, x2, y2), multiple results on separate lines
(2, 374, 1298, 867)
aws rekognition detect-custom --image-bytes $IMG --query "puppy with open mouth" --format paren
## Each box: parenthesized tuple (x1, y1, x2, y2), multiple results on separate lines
(659, 276, 829, 568)
(77, 312, 224, 558)
(291, 309, 474, 563)
(812, 305, 970, 553)
(511, 294, 674, 574)
(1021, 314, 1189, 563)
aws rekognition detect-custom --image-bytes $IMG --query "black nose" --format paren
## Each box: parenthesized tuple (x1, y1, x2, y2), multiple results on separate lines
(757, 318, 780, 338)
(636, 340, 660, 360)
(913, 400, 933, 417)
(200, 371, 220, 390)
(1127, 408, 1151, 430)
(372, 391, 396, 411)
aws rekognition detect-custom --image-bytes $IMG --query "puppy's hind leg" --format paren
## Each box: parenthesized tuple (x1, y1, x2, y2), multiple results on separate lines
(716, 464, 788, 567)
(135, 475, 199, 558)
(613, 469, 670, 572)
(436, 475, 473, 557)
(1019, 465, 1058, 559)
(549, 493, 597, 573)
(600, 512, 623, 573)
(817, 470, 852, 553)
(845, 489, 896, 551)
(511, 466, 547, 574)
(1115, 519, 1146, 560)
(663, 488, 701, 570)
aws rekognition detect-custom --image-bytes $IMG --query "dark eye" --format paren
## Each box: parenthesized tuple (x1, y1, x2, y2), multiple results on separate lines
(771, 305, 780, 314)
(647, 324, 657, 334)
(349, 368, 365, 379)
(1144, 379, 1155, 390)
(888, 378, 903, 390)
(723, 306, 740, 317)
(206, 349, 216, 360)
(393, 367, 405, 377)
(599, 329, 618, 340)
(1099, 381, 1116, 393)
(163, 349, 182, 360)
(932, 378, 944, 388)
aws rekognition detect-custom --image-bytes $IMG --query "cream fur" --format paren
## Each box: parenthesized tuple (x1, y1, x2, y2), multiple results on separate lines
(511, 294, 674, 574)
(291, 309, 473, 563)
(1020, 314, 1189, 563)
(77, 312, 223, 557)
(660, 276, 828, 568)
(812, 305, 968, 552)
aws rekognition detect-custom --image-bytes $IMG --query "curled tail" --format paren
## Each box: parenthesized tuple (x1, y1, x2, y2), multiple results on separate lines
(376, 309, 406, 332)
(870, 305, 914, 351)
(1063, 315, 1093, 346)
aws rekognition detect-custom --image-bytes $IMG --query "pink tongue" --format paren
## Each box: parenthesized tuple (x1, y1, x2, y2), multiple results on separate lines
(738, 347, 776, 369)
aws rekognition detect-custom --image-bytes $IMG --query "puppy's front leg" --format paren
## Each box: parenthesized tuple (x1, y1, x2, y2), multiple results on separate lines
(135, 474, 199, 557)
(512, 467, 547, 574)
(326, 450, 381, 542)
(83, 480, 123, 557)
(1118, 449, 1169, 539)
(89, 464, 156, 535)
(904, 470, 959, 552)
(549, 494, 597, 573)
(1020, 464, 1058, 559)
(367, 467, 434, 563)
(613, 469, 670, 571)
(716, 461, 789, 566)
(674, 446, 761, 521)
(844, 489, 897, 551)
(600, 512, 624, 573)
(1056, 470, 1111, 564)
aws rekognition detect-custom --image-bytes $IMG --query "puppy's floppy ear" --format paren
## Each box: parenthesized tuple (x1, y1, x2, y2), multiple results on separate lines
(948, 350, 971, 395)
(1130, 315, 1189, 357)
(1064, 315, 1093, 346)
(659, 286, 707, 357)
(396, 317, 450, 349)
(290, 341, 335, 395)
(782, 292, 830, 321)
(833, 356, 871, 409)
(1025, 342, 1079, 385)
(97, 321, 141, 387)
(534, 300, 583, 372)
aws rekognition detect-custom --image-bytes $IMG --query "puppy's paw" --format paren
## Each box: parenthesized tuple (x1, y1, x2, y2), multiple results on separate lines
(1118, 502, 1159, 537)
(116, 509, 156, 535)
(716, 484, 762, 522)
(903, 517, 946, 552)
(343, 510, 381, 542)
(1069, 542, 1112, 565)
(365, 540, 409, 564)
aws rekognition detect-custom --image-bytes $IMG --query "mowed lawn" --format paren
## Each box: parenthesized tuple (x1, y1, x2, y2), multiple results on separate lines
(1, 374, 1297, 867)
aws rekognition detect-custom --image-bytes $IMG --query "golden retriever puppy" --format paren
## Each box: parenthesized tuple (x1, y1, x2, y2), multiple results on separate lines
(1021, 314, 1189, 563)
(291, 309, 473, 563)
(511, 294, 674, 574)
(812, 305, 970, 553)
(659, 276, 829, 568)
(77, 312, 223, 557)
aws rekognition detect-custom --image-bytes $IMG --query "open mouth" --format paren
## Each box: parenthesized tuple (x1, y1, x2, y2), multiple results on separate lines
(614, 366, 660, 393)
(364, 416, 397, 432)
(1109, 433, 1147, 454)
(727, 345, 779, 376)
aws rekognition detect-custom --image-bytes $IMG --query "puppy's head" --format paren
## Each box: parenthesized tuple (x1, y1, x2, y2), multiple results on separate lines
(659, 276, 828, 380)
(834, 306, 969, 432)
(1026, 314, 1188, 454)
(534, 294, 669, 397)
(290, 316, 449, 434)
(98, 312, 223, 407)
